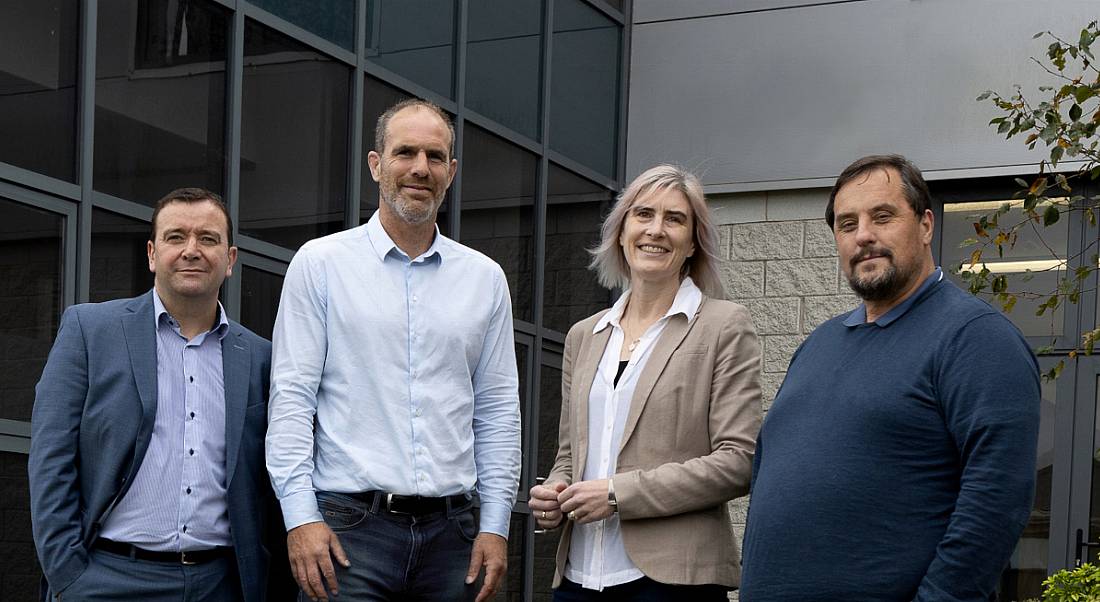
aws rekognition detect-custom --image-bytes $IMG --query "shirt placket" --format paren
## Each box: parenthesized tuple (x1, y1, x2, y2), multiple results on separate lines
(179, 334, 202, 546)
(407, 260, 427, 494)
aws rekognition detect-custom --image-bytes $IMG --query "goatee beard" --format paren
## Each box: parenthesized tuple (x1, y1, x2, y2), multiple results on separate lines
(846, 263, 904, 301)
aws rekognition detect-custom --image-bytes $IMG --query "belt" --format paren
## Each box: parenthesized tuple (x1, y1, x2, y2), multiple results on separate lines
(94, 538, 232, 565)
(349, 491, 470, 516)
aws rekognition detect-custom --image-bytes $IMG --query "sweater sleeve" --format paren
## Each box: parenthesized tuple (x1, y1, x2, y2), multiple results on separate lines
(914, 313, 1040, 602)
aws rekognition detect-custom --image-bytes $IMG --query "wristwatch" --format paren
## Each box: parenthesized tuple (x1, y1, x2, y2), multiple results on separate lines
(608, 477, 618, 512)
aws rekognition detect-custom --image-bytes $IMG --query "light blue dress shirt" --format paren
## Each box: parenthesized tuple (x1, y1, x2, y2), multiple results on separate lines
(99, 289, 231, 551)
(267, 213, 522, 537)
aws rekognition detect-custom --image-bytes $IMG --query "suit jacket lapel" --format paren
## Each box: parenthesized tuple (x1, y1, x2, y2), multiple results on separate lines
(120, 292, 158, 479)
(572, 326, 611, 482)
(618, 303, 702, 454)
(222, 328, 250, 487)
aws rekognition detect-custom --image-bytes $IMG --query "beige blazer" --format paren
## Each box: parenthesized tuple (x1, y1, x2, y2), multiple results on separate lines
(546, 296, 762, 588)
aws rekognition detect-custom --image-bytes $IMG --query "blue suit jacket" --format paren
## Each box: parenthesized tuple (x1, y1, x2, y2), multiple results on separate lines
(28, 291, 276, 601)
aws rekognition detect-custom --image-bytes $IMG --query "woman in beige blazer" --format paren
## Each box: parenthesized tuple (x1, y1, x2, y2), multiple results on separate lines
(529, 164, 763, 601)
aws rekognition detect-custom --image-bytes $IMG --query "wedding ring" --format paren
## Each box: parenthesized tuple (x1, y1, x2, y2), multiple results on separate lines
(568, 511, 577, 521)
(540, 511, 548, 519)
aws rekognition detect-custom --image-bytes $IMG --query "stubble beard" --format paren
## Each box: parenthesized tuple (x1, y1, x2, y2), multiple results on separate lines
(380, 181, 442, 225)
(845, 254, 918, 302)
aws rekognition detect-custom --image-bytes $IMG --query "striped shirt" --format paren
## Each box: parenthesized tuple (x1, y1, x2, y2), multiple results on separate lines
(98, 289, 231, 551)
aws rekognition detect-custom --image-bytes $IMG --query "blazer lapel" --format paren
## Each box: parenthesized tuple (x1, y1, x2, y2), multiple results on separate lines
(618, 306, 701, 454)
(222, 328, 250, 487)
(120, 293, 158, 474)
(572, 326, 611, 482)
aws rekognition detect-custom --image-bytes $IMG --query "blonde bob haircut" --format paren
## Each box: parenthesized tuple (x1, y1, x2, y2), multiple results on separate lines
(589, 164, 725, 299)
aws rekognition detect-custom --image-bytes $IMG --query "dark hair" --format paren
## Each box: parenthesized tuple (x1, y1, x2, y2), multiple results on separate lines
(149, 188, 233, 246)
(825, 154, 932, 228)
(374, 98, 455, 158)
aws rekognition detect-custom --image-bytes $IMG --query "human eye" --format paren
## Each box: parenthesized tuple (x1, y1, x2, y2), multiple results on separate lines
(836, 219, 857, 233)
(164, 232, 185, 243)
(200, 235, 220, 245)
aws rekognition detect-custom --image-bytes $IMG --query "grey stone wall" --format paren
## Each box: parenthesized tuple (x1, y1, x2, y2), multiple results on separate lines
(716, 190, 859, 599)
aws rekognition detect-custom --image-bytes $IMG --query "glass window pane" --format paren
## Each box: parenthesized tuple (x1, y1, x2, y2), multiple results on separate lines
(942, 199, 1069, 337)
(494, 512, 528, 601)
(515, 343, 529, 495)
(0, 451, 42, 602)
(90, 209, 153, 302)
(459, 125, 536, 323)
(534, 362, 564, 598)
(250, 0, 355, 51)
(465, 0, 542, 140)
(550, 0, 620, 178)
(0, 0, 78, 181)
(94, 0, 228, 206)
(365, 0, 455, 99)
(998, 368, 1055, 600)
(0, 199, 63, 422)
(241, 19, 350, 250)
(360, 76, 411, 223)
(544, 164, 614, 333)
(239, 265, 284, 340)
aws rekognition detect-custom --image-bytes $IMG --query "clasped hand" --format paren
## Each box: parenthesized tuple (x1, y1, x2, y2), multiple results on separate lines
(528, 478, 615, 529)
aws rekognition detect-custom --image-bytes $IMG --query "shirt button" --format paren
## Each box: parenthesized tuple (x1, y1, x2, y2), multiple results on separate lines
(190, 412, 195, 419)
(186, 487, 192, 494)
(412, 295, 419, 303)
(189, 448, 195, 456)
(182, 525, 188, 533)
(189, 376, 194, 383)
(415, 408, 423, 417)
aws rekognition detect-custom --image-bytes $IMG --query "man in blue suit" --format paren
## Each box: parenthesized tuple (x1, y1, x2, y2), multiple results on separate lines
(29, 188, 276, 601)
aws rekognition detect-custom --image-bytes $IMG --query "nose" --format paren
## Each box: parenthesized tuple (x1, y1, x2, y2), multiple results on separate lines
(644, 217, 666, 238)
(181, 236, 201, 258)
(854, 218, 876, 246)
(410, 151, 430, 177)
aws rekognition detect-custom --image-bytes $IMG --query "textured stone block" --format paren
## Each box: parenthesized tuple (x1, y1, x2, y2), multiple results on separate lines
(760, 372, 787, 410)
(737, 297, 800, 335)
(729, 222, 803, 261)
(803, 219, 837, 258)
(721, 261, 765, 298)
(763, 335, 805, 373)
(718, 225, 732, 260)
(727, 495, 751, 525)
(764, 258, 837, 296)
(803, 294, 860, 333)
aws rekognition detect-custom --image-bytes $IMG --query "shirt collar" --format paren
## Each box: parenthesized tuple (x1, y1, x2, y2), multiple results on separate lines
(152, 287, 230, 340)
(594, 276, 704, 334)
(365, 210, 445, 264)
(843, 267, 943, 328)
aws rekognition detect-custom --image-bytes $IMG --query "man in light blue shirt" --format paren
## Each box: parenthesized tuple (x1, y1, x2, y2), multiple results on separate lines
(267, 99, 521, 602)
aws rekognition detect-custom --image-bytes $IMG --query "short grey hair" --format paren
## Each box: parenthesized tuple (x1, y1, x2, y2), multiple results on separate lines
(374, 98, 455, 158)
(589, 164, 724, 299)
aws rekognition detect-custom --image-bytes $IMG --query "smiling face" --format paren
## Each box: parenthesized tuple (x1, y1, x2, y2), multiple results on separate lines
(832, 167, 934, 306)
(367, 106, 457, 225)
(147, 199, 237, 305)
(619, 186, 695, 287)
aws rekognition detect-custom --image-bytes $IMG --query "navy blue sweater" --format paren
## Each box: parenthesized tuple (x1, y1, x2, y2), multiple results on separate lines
(740, 276, 1039, 602)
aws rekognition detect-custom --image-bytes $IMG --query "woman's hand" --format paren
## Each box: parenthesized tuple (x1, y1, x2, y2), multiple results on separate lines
(529, 481, 567, 529)
(558, 479, 615, 525)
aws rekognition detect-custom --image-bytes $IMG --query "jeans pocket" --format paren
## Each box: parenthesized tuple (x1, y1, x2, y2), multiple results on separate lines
(316, 492, 369, 532)
(453, 509, 478, 543)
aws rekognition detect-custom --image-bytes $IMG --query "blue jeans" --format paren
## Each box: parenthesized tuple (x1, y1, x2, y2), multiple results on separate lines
(554, 576, 729, 602)
(51, 547, 242, 602)
(309, 491, 478, 602)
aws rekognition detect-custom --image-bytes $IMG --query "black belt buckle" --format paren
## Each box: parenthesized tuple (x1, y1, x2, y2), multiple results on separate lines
(386, 493, 410, 515)
(180, 551, 199, 566)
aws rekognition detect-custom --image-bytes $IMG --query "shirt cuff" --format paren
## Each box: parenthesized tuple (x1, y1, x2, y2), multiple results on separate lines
(477, 500, 512, 539)
(279, 489, 323, 531)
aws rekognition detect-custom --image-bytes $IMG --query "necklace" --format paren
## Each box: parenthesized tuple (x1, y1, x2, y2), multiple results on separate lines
(627, 337, 642, 352)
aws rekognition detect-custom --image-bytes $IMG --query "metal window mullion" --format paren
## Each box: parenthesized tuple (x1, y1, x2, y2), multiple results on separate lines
(346, 0, 369, 228)
(238, 1, 358, 66)
(0, 164, 82, 201)
(449, 0, 468, 239)
(223, 7, 246, 321)
(615, 0, 631, 182)
(75, 0, 98, 304)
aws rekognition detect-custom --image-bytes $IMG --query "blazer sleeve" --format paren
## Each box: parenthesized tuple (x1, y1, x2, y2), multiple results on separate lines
(615, 304, 763, 519)
(28, 306, 92, 592)
(546, 322, 581, 487)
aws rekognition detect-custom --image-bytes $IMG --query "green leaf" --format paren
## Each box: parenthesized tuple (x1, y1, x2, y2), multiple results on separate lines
(998, 120, 1012, 134)
(1015, 177, 1031, 188)
(992, 274, 1008, 293)
(1033, 31, 1045, 39)
(1071, 103, 1084, 121)
(1044, 203, 1061, 226)
(1075, 85, 1093, 104)
(976, 91, 992, 101)
(1051, 145, 1064, 164)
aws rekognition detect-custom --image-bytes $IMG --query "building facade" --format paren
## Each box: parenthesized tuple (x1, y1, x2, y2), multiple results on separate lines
(0, 1, 628, 600)
(627, 1, 1098, 600)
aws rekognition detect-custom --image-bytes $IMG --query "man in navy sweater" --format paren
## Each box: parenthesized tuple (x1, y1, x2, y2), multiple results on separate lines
(740, 155, 1039, 601)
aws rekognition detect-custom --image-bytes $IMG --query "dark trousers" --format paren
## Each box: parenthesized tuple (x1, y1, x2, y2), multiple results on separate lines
(49, 547, 242, 602)
(309, 490, 478, 602)
(554, 576, 730, 602)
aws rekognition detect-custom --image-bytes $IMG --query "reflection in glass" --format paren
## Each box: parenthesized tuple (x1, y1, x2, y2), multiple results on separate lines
(534, 362, 564, 598)
(240, 19, 349, 250)
(0, 199, 63, 422)
(495, 513, 528, 602)
(240, 266, 284, 340)
(94, 0, 228, 206)
(0, 451, 42, 602)
(942, 200, 1069, 337)
(544, 165, 614, 333)
(0, 0, 78, 181)
(365, 0, 456, 99)
(998, 372, 1055, 600)
(360, 76, 411, 223)
(465, 0, 542, 140)
(550, 0, 620, 177)
(250, 0, 355, 51)
(459, 125, 536, 322)
(515, 344, 529, 495)
(90, 210, 154, 303)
